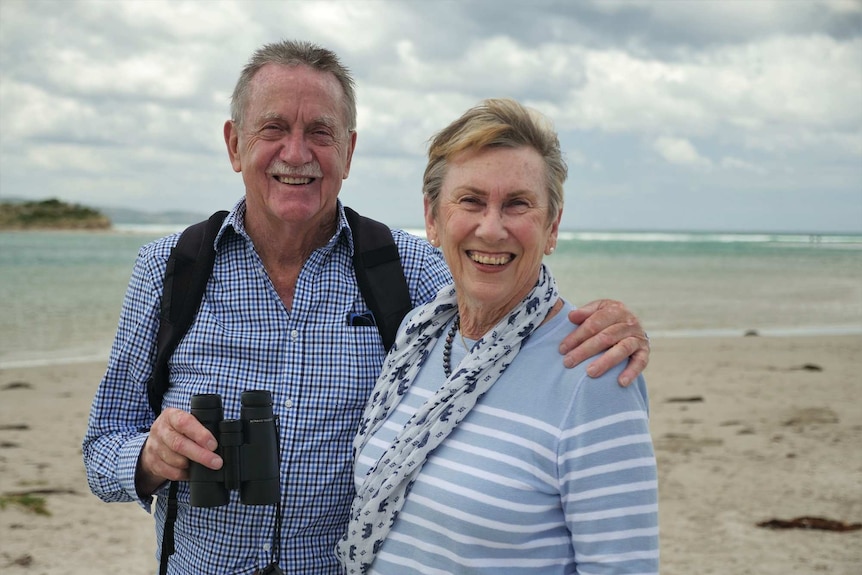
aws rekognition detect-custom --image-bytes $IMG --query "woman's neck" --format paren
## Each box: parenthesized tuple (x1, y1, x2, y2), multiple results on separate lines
(458, 298, 563, 340)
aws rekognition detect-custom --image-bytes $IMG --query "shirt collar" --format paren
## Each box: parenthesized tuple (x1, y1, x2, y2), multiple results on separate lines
(220, 197, 354, 255)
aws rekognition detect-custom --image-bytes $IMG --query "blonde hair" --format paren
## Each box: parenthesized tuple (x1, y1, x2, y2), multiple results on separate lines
(423, 98, 566, 222)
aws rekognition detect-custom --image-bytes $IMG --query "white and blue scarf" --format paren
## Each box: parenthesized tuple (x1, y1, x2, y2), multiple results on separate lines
(336, 264, 559, 573)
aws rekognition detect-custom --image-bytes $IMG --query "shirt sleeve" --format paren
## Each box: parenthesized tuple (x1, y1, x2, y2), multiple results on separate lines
(559, 369, 660, 573)
(390, 229, 452, 307)
(81, 238, 173, 511)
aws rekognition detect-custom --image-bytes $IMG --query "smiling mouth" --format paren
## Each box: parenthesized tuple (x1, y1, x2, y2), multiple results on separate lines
(274, 175, 315, 185)
(468, 251, 513, 266)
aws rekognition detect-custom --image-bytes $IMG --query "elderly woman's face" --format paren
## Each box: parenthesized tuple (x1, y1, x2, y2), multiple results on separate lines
(425, 146, 560, 318)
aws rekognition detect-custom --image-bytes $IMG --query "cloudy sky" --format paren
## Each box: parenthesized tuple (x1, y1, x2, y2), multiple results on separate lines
(1, 0, 860, 233)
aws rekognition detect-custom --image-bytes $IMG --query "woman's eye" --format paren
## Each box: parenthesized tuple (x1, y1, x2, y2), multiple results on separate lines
(506, 199, 531, 213)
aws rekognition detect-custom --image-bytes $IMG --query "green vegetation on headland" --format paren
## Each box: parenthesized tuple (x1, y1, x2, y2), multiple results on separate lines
(0, 198, 111, 230)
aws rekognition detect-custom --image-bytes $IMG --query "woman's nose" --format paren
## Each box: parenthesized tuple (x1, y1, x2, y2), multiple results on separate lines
(474, 208, 507, 241)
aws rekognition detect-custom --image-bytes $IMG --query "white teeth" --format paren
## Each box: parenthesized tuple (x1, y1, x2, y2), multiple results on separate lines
(469, 252, 510, 265)
(275, 176, 313, 185)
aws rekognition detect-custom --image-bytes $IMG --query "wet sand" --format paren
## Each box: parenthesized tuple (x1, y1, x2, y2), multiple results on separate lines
(1, 334, 860, 574)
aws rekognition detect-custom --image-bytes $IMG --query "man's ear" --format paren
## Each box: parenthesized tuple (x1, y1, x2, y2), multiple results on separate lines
(342, 130, 358, 180)
(224, 120, 242, 173)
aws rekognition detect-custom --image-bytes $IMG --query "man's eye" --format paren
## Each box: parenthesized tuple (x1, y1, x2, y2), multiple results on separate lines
(310, 129, 335, 143)
(260, 125, 284, 136)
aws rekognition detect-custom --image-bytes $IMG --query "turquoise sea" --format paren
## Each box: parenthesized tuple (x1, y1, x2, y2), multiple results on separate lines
(1, 226, 861, 368)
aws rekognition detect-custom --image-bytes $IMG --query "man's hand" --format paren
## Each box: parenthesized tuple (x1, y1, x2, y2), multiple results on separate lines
(559, 299, 650, 387)
(135, 408, 223, 497)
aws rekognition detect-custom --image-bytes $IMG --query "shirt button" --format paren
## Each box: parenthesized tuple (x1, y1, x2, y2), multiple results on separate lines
(284, 399, 294, 409)
(290, 329, 299, 341)
(262, 543, 271, 552)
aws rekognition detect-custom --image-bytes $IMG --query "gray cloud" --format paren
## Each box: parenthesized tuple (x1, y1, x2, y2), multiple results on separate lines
(1, 0, 860, 232)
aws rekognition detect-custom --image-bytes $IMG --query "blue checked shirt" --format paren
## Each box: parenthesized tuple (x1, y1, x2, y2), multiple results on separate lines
(82, 199, 451, 574)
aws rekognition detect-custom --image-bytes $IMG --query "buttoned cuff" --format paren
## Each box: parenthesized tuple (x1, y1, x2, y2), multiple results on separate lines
(117, 432, 158, 512)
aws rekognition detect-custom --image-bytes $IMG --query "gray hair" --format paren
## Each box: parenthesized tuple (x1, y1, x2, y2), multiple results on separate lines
(230, 39, 357, 131)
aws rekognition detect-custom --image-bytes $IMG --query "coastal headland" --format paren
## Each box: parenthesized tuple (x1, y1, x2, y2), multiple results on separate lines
(0, 199, 111, 231)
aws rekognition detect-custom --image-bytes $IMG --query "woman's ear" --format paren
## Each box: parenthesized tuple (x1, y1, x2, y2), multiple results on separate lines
(545, 209, 562, 255)
(424, 196, 438, 247)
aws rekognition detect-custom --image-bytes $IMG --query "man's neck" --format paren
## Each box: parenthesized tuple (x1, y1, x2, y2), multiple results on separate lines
(244, 207, 339, 309)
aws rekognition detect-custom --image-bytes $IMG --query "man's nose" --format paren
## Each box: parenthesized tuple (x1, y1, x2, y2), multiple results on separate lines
(279, 131, 313, 165)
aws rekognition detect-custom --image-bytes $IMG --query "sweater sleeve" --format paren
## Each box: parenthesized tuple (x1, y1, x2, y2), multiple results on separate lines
(558, 368, 660, 573)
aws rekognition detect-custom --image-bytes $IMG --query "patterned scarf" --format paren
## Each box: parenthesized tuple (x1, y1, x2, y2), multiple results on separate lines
(336, 264, 559, 573)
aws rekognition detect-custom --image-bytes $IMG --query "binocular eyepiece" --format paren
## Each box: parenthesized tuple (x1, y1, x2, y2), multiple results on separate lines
(189, 390, 280, 507)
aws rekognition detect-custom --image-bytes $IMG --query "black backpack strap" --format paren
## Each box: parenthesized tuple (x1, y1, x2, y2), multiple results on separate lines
(147, 210, 228, 416)
(151, 207, 406, 574)
(148, 207, 406, 408)
(344, 206, 412, 351)
(147, 210, 227, 575)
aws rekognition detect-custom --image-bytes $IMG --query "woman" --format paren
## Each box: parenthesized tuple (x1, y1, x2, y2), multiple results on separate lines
(337, 99, 659, 574)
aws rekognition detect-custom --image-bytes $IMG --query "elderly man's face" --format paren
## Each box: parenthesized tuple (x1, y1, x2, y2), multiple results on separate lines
(225, 63, 356, 230)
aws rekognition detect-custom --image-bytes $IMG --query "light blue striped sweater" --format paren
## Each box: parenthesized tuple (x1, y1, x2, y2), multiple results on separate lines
(353, 301, 659, 574)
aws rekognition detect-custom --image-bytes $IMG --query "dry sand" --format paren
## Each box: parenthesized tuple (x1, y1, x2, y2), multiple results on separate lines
(1, 334, 860, 574)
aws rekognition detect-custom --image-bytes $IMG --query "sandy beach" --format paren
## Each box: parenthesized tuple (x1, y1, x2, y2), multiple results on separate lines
(1, 334, 860, 574)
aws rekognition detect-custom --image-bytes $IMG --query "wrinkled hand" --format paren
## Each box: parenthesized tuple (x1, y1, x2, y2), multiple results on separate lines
(135, 408, 222, 497)
(559, 299, 650, 387)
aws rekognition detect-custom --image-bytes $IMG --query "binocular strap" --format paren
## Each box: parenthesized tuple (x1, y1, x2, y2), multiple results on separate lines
(157, 438, 283, 574)
(158, 481, 180, 575)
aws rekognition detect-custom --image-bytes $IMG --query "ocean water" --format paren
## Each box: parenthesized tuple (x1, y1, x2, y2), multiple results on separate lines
(1, 227, 861, 368)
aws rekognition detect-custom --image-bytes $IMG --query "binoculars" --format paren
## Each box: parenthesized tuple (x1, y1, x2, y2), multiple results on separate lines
(189, 390, 280, 507)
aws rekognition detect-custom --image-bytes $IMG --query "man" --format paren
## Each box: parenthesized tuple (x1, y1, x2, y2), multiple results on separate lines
(83, 40, 650, 575)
